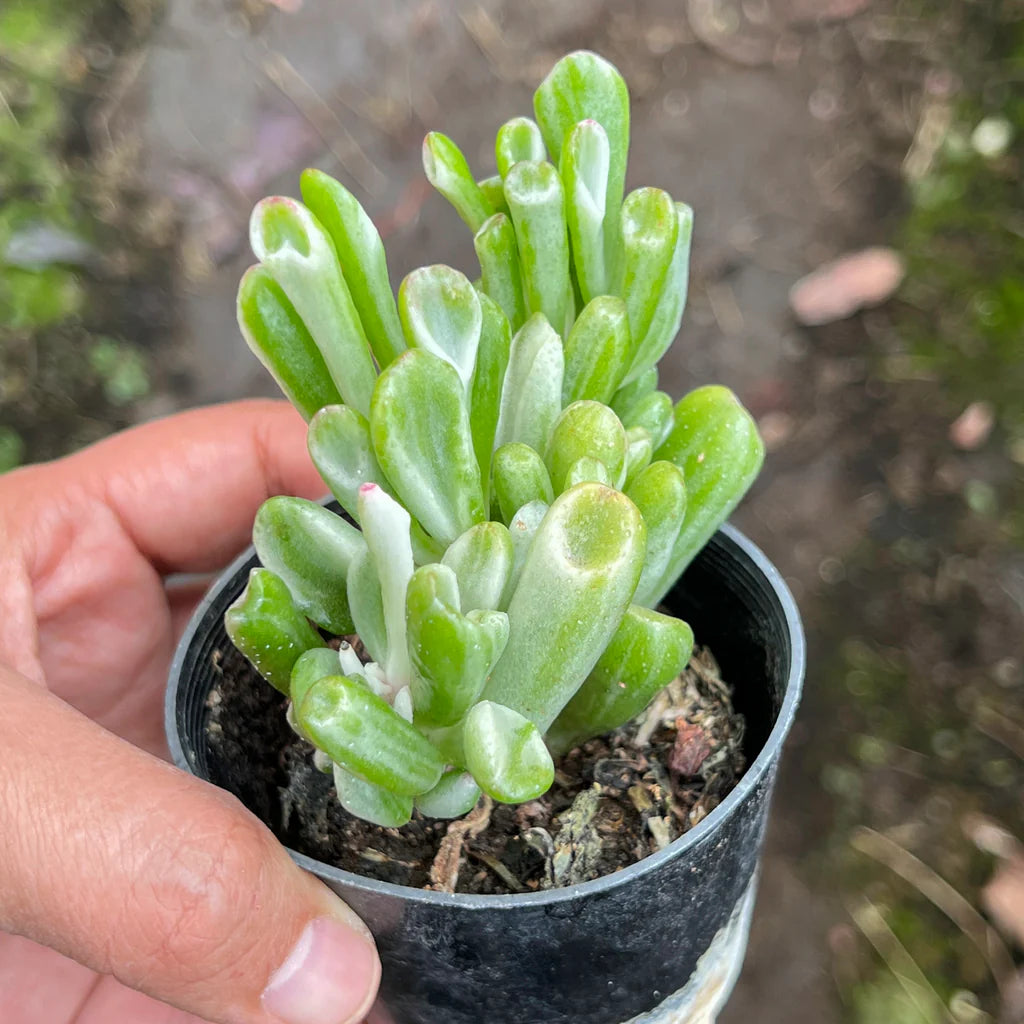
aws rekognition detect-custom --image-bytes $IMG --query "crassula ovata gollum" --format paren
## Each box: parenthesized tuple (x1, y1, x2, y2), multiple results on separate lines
(226, 50, 764, 828)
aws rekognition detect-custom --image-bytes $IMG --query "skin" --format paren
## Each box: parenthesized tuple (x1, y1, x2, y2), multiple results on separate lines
(0, 401, 392, 1024)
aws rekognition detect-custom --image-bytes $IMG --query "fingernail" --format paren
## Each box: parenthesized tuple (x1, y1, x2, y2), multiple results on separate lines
(262, 917, 380, 1024)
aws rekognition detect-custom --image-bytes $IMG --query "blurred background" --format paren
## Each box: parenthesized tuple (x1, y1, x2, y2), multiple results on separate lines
(1, 0, 1022, 1020)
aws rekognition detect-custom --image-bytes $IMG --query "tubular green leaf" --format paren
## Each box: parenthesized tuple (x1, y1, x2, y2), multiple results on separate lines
(422, 132, 493, 232)
(345, 547, 387, 665)
(493, 313, 564, 454)
(371, 349, 486, 547)
(290, 647, 343, 710)
(562, 294, 631, 406)
(415, 770, 481, 819)
(623, 202, 693, 385)
(503, 499, 548, 610)
(533, 51, 630, 280)
(652, 386, 765, 600)
(560, 119, 610, 302)
(357, 483, 415, 687)
(463, 701, 555, 804)
(399, 265, 483, 391)
(474, 214, 527, 333)
(626, 460, 688, 608)
(503, 161, 570, 334)
(417, 720, 466, 768)
(253, 497, 365, 634)
(621, 390, 674, 450)
(563, 456, 612, 489)
(616, 188, 679, 356)
(610, 366, 658, 421)
(469, 293, 512, 504)
(406, 564, 510, 726)
(495, 117, 547, 177)
(441, 521, 513, 612)
(547, 606, 694, 755)
(236, 265, 342, 420)
(225, 568, 324, 694)
(545, 401, 628, 493)
(333, 764, 413, 828)
(493, 443, 554, 522)
(299, 168, 406, 369)
(250, 197, 377, 417)
(308, 409, 439, 565)
(623, 426, 654, 488)
(482, 483, 646, 730)
(476, 175, 510, 216)
(297, 675, 444, 796)
(307, 404, 386, 521)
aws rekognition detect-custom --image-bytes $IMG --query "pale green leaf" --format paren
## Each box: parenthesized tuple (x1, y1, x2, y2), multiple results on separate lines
(545, 400, 628, 493)
(482, 483, 646, 730)
(533, 50, 630, 279)
(357, 483, 415, 688)
(299, 168, 406, 369)
(503, 161, 570, 334)
(493, 313, 564, 454)
(562, 294, 631, 406)
(493, 442, 554, 522)
(225, 568, 324, 694)
(441, 521, 513, 612)
(333, 764, 413, 827)
(250, 197, 377, 416)
(236, 265, 342, 420)
(652, 386, 764, 600)
(547, 606, 693, 754)
(463, 700, 554, 803)
(253, 497, 365, 634)
(560, 119, 610, 301)
(297, 675, 444, 795)
(399, 265, 482, 391)
(495, 117, 547, 177)
(422, 132, 493, 231)
(371, 349, 486, 547)
(474, 213, 527, 333)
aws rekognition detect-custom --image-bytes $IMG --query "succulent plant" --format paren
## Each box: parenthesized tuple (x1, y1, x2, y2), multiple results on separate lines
(226, 50, 764, 828)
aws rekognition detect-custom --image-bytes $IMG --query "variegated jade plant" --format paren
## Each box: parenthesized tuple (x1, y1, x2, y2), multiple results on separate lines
(226, 51, 763, 829)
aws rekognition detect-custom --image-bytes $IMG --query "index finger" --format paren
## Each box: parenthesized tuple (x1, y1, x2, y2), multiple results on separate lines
(24, 400, 328, 574)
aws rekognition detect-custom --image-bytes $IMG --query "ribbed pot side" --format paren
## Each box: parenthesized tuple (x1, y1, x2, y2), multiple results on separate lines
(167, 523, 804, 1024)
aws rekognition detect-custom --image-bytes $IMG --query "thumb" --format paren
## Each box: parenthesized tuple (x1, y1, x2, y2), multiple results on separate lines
(0, 667, 380, 1024)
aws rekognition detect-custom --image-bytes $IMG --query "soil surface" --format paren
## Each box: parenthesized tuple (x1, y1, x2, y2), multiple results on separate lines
(206, 640, 745, 895)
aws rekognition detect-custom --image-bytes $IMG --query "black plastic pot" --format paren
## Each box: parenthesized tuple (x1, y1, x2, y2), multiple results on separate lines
(166, 521, 803, 1024)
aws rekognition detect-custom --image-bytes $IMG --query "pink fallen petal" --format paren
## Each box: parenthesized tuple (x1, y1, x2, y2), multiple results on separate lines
(789, 247, 906, 326)
(950, 401, 995, 450)
(983, 854, 1024, 948)
(785, 0, 871, 23)
(266, 0, 303, 10)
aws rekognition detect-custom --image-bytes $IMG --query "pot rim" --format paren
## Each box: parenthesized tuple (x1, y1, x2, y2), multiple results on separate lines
(167, 520, 804, 910)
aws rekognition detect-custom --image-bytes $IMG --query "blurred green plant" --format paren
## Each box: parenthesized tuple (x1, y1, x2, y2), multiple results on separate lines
(88, 338, 151, 405)
(897, 6, 1024, 438)
(0, 0, 96, 325)
(227, 51, 764, 827)
(0, 0, 158, 471)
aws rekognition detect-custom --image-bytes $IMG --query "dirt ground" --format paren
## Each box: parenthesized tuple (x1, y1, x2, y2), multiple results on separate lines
(4, 0, 1022, 1020)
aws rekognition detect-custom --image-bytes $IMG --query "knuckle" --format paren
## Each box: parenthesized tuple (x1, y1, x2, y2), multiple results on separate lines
(114, 786, 284, 981)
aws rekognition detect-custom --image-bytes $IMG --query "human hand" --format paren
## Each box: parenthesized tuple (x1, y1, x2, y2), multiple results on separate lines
(0, 401, 381, 1024)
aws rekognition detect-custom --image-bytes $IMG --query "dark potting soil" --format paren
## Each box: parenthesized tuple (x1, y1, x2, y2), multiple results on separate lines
(205, 641, 746, 895)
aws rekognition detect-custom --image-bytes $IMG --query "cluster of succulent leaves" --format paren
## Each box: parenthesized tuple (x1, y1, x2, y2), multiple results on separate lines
(226, 51, 764, 828)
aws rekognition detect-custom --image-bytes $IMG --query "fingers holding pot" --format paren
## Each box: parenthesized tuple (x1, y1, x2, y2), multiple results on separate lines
(0, 667, 380, 1024)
